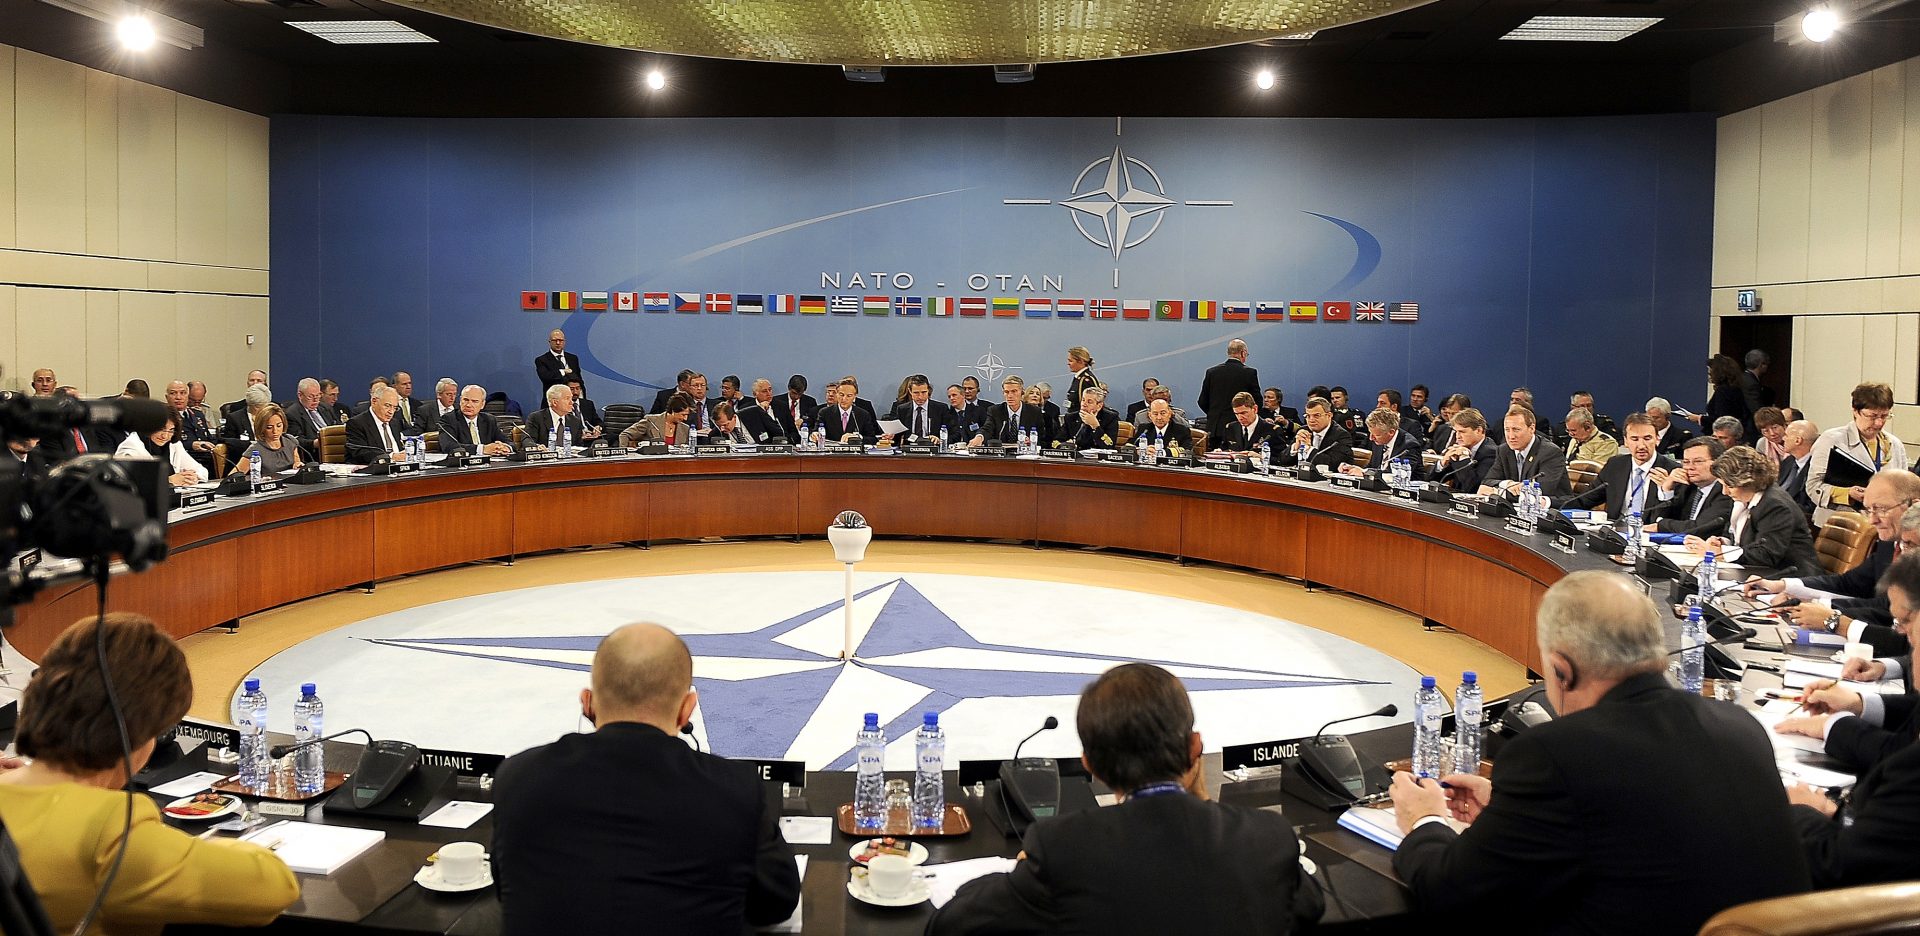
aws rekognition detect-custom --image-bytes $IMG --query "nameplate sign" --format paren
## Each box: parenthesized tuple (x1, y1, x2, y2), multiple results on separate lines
(1273, 466, 1300, 480)
(1391, 487, 1419, 502)
(1221, 736, 1311, 772)
(695, 444, 736, 456)
(1330, 474, 1361, 490)
(173, 717, 241, 752)
(454, 455, 492, 468)
(901, 442, 941, 455)
(1040, 447, 1074, 459)
(1552, 531, 1579, 554)
(417, 747, 506, 779)
(581, 445, 617, 458)
(390, 460, 425, 473)
(16, 549, 39, 576)
(738, 759, 807, 787)
(1449, 501, 1479, 519)
(758, 443, 796, 454)
(252, 479, 285, 495)
(1157, 455, 1194, 469)
(522, 450, 557, 462)
(178, 490, 216, 510)
(1503, 518, 1537, 536)
(1104, 450, 1137, 465)
(818, 443, 864, 455)
(1206, 460, 1237, 474)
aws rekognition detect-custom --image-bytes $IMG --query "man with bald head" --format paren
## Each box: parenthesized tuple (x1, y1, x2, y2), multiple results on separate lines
(492, 623, 799, 935)
(1197, 338, 1259, 433)
(534, 328, 581, 393)
(1388, 571, 1810, 933)
(439, 385, 513, 456)
(165, 379, 219, 470)
(344, 386, 409, 464)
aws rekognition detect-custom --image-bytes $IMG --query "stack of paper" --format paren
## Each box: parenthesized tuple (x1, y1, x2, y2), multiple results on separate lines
(923, 856, 1017, 908)
(241, 821, 384, 875)
(1336, 805, 1465, 851)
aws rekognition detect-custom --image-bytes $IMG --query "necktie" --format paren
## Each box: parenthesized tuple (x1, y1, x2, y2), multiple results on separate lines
(469, 419, 480, 445)
(791, 399, 799, 431)
(915, 406, 926, 438)
(1690, 486, 1708, 520)
(311, 407, 325, 428)
(400, 399, 411, 424)
(1627, 467, 1647, 518)
(734, 426, 750, 444)
(71, 428, 86, 454)
(380, 421, 396, 453)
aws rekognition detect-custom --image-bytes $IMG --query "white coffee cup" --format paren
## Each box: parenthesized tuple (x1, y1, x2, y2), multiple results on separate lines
(1844, 642, 1874, 664)
(437, 841, 485, 885)
(866, 853, 913, 898)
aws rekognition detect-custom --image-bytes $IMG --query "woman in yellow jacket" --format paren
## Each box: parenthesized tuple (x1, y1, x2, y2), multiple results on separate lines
(0, 612, 298, 934)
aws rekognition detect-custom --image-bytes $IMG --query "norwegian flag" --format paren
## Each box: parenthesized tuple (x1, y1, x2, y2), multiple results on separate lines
(1055, 298, 1086, 319)
(1090, 299, 1119, 319)
(1354, 302, 1387, 322)
(673, 292, 701, 313)
(959, 297, 988, 317)
(642, 292, 671, 313)
(1389, 301, 1420, 322)
(704, 293, 732, 313)
(613, 292, 638, 312)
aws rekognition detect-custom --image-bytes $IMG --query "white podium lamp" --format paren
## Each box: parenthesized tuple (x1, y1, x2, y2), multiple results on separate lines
(827, 510, 872, 660)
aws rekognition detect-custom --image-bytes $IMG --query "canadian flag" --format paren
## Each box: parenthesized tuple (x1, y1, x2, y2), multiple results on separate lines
(614, 292, 637, 311)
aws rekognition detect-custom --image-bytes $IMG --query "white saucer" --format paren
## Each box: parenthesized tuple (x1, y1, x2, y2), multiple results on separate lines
(163, 794, 241, 822)
(414, 861, 492, 893)
(849, 839, 930, 865)
(847, 875, 929, 907)
(1299, 856, 1318, 876)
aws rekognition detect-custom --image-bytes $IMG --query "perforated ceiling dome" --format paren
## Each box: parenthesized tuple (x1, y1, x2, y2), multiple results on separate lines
(388, 0, 1434, 66)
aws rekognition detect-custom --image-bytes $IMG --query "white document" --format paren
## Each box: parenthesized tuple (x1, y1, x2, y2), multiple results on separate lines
(757, 856, 807, 933)
(419, 801, 493, 829)
(1335, 805, 1465, 851)
(924, 856, 1018, 909)
(1748, 708, 1828, 755)
(877, 419, 908, 436)
(148, 771, 229, 798)
(778, 816, 833, 845)
(1777, 758, 1856, 789)
(1785, 659, 1845, 680)
(242, 821, 385, 875)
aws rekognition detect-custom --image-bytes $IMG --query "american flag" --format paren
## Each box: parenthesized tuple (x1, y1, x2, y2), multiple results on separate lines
(1389, 301, 1420, 322)
(1354, 302, 1386, 322)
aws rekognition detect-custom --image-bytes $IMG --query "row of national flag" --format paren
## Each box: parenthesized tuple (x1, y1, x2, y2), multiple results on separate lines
(522, 291, 1421, 323)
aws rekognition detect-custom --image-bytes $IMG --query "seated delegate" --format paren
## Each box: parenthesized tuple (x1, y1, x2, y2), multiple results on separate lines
(227, 404, 305, 476)
(116, 413, 203, 487)
(1682, 444, 1819, 577)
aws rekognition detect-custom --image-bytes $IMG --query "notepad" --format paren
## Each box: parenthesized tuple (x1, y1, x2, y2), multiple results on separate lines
(1336, 805, 1465, 851)
(1777, 758, 1856, 789)
(1784, 659, 1845, 680)
(1749, 708, 1829, 755)
(242, 821, 384, 875)
(924, 856, 1017, 909)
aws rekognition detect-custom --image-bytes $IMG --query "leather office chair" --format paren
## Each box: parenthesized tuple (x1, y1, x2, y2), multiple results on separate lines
(603, 404, 645, 443)
(1189, 430, 1207, 456)
(1352, 447, 1373, 469)
(1697, 881, 1920, 936)
(1568, 459, 1603, 495)
(1115, 421, 1135, 446)
(423, 431, 440, 454)
(211, 444, 228, 478)
(317, 425, 347, 465)
(1816, 514, 1877, 576)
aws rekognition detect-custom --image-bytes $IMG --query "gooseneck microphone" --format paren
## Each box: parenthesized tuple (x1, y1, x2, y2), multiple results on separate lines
(679, 722, 702, 753)
(268, 727, 374, 760)
(1668, 626, 1757, 656)
(1293, 704, 1401, 807)
(1010, 716, 1058, 762)
(998, 716, 1061, 837)
(1313, 704, 1399, 742)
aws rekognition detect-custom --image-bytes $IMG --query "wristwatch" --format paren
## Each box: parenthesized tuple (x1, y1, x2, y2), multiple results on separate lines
(1825, 610, 1844, 634)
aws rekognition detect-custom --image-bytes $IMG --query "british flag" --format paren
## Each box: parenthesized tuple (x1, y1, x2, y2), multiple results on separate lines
(1389, 301, 1420, 322)
(1354, 302, 1387, 322)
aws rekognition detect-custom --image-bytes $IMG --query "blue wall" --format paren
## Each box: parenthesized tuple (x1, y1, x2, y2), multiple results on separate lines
(271, 114, 1714, 421)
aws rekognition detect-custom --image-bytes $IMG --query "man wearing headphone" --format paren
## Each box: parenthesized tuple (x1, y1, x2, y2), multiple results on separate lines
(1385, 571, 1811, 934)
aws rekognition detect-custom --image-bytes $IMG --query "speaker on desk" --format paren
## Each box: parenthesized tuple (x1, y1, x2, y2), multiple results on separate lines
(327, 763, 457, 822)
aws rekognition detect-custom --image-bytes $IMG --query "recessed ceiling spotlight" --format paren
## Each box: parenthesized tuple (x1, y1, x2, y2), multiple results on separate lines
(646, 69, 666, 91)
(1802, 6, 1840, 42)
(1255, 69, 1274, 90)
(116, 14, 157, 51)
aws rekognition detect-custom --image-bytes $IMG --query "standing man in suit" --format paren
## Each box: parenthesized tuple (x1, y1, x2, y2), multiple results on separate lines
(1125, 378, 1159, 424)
(534, 329, 581, 393)
(1557, 413, 1674, 520)
(816, 380, 880, 446)
(1478, 406, 1571, 498)
(946, 385, 984, 441)
(960, 375, 982, 408)
(889, 377, 954, 445)
(440, 385, 514, 456)
(1646, 437, 1731, 537)
(1434, 408, 1498, 493)
(737, 379, 785, 444)
(1645, 397, 1694, 459)
(493, 623, 799, 935)
(1061, 386, 1122, 450)
(772, 375, 817, 443)
(1684, 445, 1820, 577)
(1388, 571, 1811, 934)
(1196, 339, 1259, 433)
(525, 384, 589, 448)
(1213, 392, 1274, 455)
(973, 376, 1049, 447)
(1277, 397, 1352, 474)
(1064, 346, 1104, 412)
(1741, 350, 1774, 435)
(1136, 399, 1192, 453)
(1341, 408, 1423, 479)
(929, 663, 1321, 936)
(344, 386, 410, 465)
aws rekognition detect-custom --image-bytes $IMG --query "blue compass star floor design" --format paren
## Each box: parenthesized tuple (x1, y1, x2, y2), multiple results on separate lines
(240, 572, 1419, 769)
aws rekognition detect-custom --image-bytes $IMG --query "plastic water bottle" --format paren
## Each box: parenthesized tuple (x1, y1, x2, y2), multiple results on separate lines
(560, 423, 573, 458)
(247, 443, 262, 489)
(1451, 672, 1483, 776)
(1256, 440, 1271, 475)
(1697, 551, 1718, 606)
(292, 683, 325, 794)
(853, 713, 887, 830)
(1412, 676, 1445, 779)
(1680, 599, 1707, 693)
(235, 677, 269, 791)
(1137, 436, 1149, 463)
(912, 712, 945, 829)
(1624, 511, 1645, 566)
(937, 425, 948, 452)
(548, 426, 559, 453)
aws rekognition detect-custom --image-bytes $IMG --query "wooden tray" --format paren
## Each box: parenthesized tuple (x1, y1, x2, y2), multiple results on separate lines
(835, 804, 971, 838)
(213, 770, 349, 802)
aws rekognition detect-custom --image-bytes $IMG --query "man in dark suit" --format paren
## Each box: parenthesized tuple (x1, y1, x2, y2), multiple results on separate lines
(1774, 555, 1920, 784)
(420, 377, 459, 435)
(1741, 350, 1774, 438)
(974, 376, 1050, 447)
(535, 329, 583, 394)
(564, 379, 603, 439)
(1124, 378, 1159, 424)
(1328, 387, 1363, 437)
(1276, 397, 1351, 475)
(1433, 408, 1498, 493)
(439, 384, 514, 456)
(818, 380, 880, 445)
(773, 375, 818, 443)
(929, 663, 1320, 936)
(650, 369, 695, 415)
(285, 378, 334, 457)
(1135, 399, 1192, 453)
(1375, 389, 1426, 446)
(163, 379, 219, 471)
(1195, 339, 1259, 432)
(1647, 437, 1731, 537)
(946, 384, 985, 441)
(344, 386, 411, 465)
(1262, 387, 1300, 438)
(889, 377, 955, 444)
(389, 372, 429, 435)
(680, 374, 721, 441)
(1778, 418, 1820, 521)
(1557, 413, 1675, 520)
(1478, 405, 1571, 498)
(1213, 392, 1274, 454)
(1744, 469, 1920, 654)
(1060, 386, 1122, 450)
(838, 375, 879, 423)
(1690, 445, 1820, 577)
(736, 379, 786, 444)
(319, 379, 352, 425)
(1426, 394, 1469, 454)
(1647, 397, 1695, 459)
(493, 623, 799, 936)
(1341, 408, 1424, 479)
(1389, 571, 1811, 935)
(525, 384, 590, 448)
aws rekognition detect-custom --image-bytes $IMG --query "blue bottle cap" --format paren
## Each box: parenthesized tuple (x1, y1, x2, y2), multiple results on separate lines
(244, 677, 260, 691)
(923, 712, 938, 727)
(301, 683, 316, 696)
(1703, 552, 1714, 561)
(863, 712, 880, 729)
(1420, 675, 1436, 689)
(1462, 671, 1477, 683)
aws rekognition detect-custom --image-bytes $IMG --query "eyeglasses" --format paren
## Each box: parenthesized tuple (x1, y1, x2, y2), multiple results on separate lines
(1866, 499, 1917, 518)
(1857, 410, 1892, 423)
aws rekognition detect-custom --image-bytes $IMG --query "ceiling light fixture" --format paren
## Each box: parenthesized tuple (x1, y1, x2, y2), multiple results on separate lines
(287, 20, 437, 44)
(1500, 16, 1663, 42)
(116, 13, 155, 50)
(1255, 69, 1274, 90)
(1802, 6, 1840, 41)
(646, 69, 666, 91)
(36, 0, 202, 50)
(1775, 0, 1915, 45)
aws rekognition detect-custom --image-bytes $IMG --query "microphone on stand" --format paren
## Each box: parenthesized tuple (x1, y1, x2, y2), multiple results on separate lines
(997, 717, 1060, 837)
(268, 727, 372, 760)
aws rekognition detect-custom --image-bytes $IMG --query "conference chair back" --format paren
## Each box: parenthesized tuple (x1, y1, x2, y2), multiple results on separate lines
(1815, 514, 1876, 576)
(1190, 429, 1208, 456)
(211, 443, 229, 478)
(1115, 421, 1135, 447)
(1568, 459, 1603, 494)
(1696, 881, 1920, 936)
(424, 431, 440, 454)
(317, 425, 347, 464)
(603, 403, 646, 442)
(1352, 446, 1372, 469)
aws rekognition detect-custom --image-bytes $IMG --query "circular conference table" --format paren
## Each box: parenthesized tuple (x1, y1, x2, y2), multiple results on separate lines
(11, 450, 1614, 668)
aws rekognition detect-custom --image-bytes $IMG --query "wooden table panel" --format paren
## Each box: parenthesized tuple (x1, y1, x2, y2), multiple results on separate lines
(1180, 497, 1307, 578)
(798, 476, 1038, 541)
(246, 512, 378, 611)
(1424, 546, 1542, 665)
(1037, 486, 1184, 555)
(1303, 514, 1430, 616)
(648, 478, 798, 541)
(373, 495, 515, 579)
(513, 484, 648, 553)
